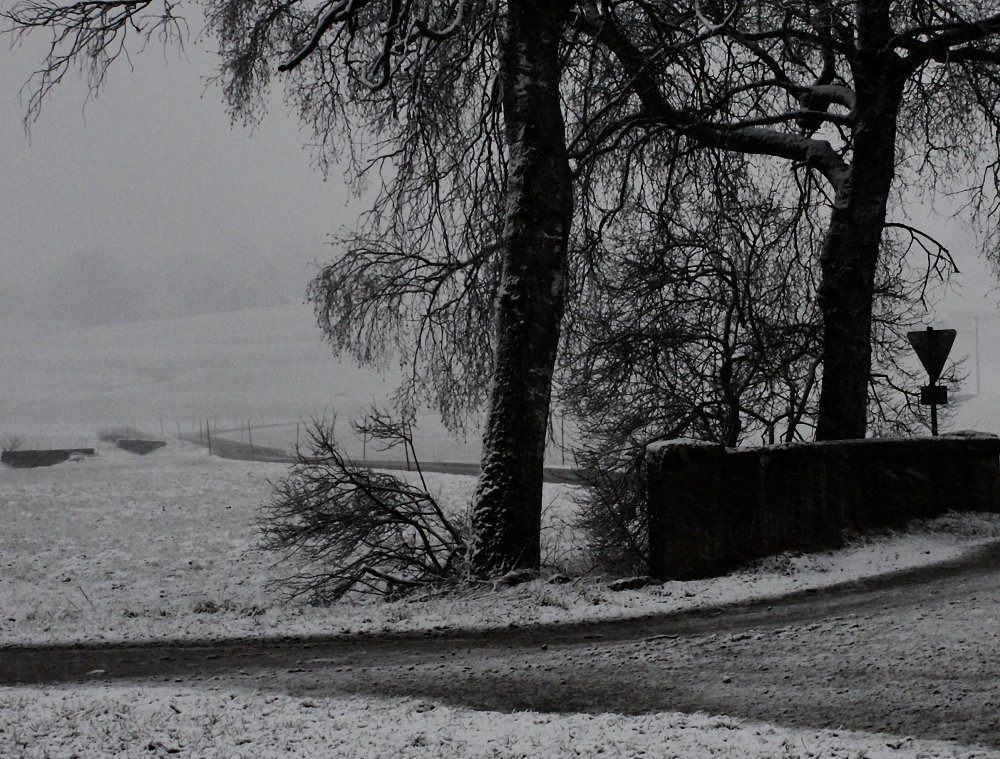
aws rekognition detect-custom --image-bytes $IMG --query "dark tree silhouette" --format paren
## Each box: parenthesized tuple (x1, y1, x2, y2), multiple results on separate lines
(5, 0, 985, 582)
(561, 149, 946, 573)
(568, 0, 998, 439)
(3, 0, 575, 576)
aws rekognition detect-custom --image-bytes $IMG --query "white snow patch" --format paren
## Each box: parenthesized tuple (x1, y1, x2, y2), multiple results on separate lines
(4, 303, 1000, 757)
(1, 685, 995, 759)
(2, 441, 998, 647)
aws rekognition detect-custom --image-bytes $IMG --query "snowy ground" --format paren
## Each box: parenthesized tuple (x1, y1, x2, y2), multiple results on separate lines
(3, 440, 1000, 757)
(4, 440, 1000, 647)
(4, 685, 997, 759)
(3, 304, 1000, 756)
(0, 306, 577, 463)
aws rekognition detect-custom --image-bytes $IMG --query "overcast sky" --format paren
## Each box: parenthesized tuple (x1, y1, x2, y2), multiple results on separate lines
(2, 26, 363, 325)
(2, 18, 997, 328)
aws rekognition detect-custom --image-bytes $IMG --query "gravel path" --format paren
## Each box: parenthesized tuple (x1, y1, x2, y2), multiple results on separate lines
(4, 541, 1000, 749)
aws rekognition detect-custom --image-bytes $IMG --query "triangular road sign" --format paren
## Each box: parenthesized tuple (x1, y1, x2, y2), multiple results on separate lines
(906, 327, 956, 384)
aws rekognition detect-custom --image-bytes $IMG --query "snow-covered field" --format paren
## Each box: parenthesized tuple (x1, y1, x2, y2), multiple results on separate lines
(5, 440, 1000, 647)
(0, 305, 576, 464)
(5, 686, 997, 759)
(4, 304, 1000, 757)
(3, 439, 1000, 757)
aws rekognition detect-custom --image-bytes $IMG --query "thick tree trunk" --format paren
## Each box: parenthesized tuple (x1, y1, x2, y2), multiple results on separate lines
(814, 72, 902, 441)
(470, 0, 574, 576)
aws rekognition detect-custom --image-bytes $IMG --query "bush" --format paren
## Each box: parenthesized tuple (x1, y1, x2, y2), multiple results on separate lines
(574, 436, 649, 577)
(574, 448, 649, 576)
(259, 411, 469, 603)
(1, 434, 24, 453)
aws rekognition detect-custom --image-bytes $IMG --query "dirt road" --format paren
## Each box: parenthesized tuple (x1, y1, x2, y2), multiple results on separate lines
(4, 542, 1000, 749)
(177, 432, 583, 482)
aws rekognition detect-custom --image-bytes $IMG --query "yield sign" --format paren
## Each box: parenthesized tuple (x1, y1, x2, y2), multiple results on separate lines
(907, 327, 956, 384)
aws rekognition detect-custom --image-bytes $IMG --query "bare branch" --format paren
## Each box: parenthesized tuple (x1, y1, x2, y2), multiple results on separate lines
(276, 0, 359, 72)
(3, 0, 186, 123)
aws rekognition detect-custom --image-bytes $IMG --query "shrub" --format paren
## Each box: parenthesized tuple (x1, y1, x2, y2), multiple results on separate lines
(573, 443, 649, 576)
(259, 411, 469, 603)
(575, 468, 648, 577)
(1, 434, 24, 453)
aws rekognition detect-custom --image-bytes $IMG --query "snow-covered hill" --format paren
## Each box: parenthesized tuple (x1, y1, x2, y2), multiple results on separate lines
(0, 304, 484, 461)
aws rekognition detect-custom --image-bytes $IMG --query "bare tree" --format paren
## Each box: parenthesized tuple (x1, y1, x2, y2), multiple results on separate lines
(261, 412, 469, 602)
(4, 0, 575, 576)
(8, 0, 983, 581)
(561, 161, 821, 573)
(560, 140, 958, 573)
(1, 435, 25, 453)
(568, 0, 996, 440)
(563, 153, 824, 451)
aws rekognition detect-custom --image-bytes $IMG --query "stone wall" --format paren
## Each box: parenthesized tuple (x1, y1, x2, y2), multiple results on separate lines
(645, 434, 1000, 580)
(116, 439, 167, 455)
(1, 449, 95, 468)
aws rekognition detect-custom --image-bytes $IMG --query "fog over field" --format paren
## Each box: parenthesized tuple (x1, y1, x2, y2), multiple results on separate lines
(1, 28, 360, 329)
(0, 304, 489, 462)
(3, 297, 999, 467)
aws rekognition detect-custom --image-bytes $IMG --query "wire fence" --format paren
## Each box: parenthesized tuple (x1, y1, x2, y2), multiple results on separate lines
(160, 412, 578, 469)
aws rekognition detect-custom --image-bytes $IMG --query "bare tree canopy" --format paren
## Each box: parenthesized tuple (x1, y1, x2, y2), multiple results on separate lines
(4, 0, 578, 575)
(5, 0, 995, 578)
(566, 0, 1000, 439)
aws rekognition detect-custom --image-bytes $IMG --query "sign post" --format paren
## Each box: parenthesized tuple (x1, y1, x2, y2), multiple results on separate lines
(906, 326, 956, 436)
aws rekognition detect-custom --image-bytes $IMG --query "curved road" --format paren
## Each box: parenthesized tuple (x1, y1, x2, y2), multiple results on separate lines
(3, 542, 1000, 749)
(178, 432, 583, 482)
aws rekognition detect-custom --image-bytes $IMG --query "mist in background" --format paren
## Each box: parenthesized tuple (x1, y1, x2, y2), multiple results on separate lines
(0, 244, 317, 326)
(1, 15, 997, 330)
(1, 23, 362, 328)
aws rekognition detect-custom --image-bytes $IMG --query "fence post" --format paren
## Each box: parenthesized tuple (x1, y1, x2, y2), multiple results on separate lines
(404, 420, 411, 471)
(561, 415, 566, 466)
(206, 421, 213, 456)
(248, 419, 255, 462)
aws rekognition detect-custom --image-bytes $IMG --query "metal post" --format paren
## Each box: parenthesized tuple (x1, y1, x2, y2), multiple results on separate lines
(931, 401, 939, 437)
(206, 421, 213, 456)
(975, 314, 981, 396)
(247, 419, 255, 462)
(561, 415, 566, 466)
(404, 421, 411, 471)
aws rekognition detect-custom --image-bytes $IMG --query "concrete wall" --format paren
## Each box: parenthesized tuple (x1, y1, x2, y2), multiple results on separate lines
(645, 434, 1000, 580)
(1, 449, 95, 468)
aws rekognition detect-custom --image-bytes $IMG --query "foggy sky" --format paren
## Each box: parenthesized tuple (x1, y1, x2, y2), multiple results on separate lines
(2, 21, 997, 329)
(2, 30, 361, 326)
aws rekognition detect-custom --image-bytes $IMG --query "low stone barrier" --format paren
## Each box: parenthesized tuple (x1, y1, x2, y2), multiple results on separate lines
(1, 449, 96, 468)
(645, 434, 1000, 580)
(116, 439, 167, 455)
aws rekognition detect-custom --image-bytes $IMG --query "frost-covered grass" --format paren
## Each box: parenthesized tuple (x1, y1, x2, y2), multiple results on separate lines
(3, 439, 1000, 648)
(4, 432, 1000, 758)
(0, 440, 587, 644)
(1, 685, 996, 759)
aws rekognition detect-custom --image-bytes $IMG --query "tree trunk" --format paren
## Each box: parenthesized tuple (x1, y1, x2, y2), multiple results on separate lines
(815, 73, 902, 441)
(470, 0, 574, 576)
